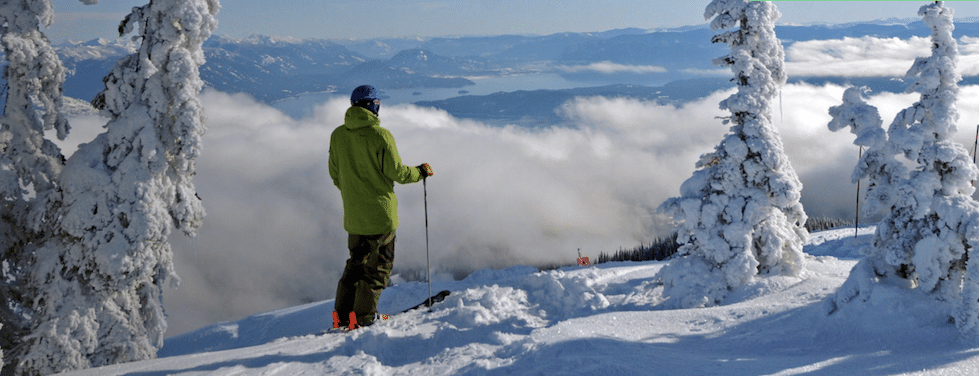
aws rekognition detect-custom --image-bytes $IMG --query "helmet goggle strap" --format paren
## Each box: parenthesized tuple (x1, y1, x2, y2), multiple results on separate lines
(352, 98, 381, 115)
(352, 98, 380, 106)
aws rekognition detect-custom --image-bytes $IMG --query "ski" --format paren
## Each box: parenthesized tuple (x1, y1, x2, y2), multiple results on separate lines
(402, 290, 451, 313)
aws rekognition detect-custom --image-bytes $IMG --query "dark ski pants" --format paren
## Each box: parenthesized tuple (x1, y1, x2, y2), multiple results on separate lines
(334, 231, 396, 326)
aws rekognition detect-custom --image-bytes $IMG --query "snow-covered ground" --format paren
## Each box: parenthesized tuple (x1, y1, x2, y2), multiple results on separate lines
(59, 227, 979, 375)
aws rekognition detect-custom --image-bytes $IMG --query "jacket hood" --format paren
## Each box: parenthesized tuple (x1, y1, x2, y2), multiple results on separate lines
(344, 106, 380, 130)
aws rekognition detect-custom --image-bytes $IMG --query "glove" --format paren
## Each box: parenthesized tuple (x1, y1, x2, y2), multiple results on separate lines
(418, 163, 434, 178)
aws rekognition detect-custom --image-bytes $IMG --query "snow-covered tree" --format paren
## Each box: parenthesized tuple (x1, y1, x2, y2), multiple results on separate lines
(0, 0, 70, 370)
(827, 1, 979, 339)
(826, 87, 902, 218)
(656, 0, 808, 309)
(16, 0, 218, 373)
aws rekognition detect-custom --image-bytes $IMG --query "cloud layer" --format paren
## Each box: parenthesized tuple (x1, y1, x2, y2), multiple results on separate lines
(555, 61, 668, 74)
(785, 36, 979, 77)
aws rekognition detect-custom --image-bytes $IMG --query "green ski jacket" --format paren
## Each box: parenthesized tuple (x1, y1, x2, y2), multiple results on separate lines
(329, 106, 424, 235)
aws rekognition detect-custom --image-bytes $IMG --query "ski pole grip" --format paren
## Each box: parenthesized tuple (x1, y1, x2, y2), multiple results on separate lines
(419, 163, 433, 178)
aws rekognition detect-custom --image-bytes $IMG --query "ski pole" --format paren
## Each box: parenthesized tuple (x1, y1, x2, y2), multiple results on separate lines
(855, 146, 862, 238)
(972, 124, 978, 186)
(973, 124, 978, 165)
(424, 177, 432, 312)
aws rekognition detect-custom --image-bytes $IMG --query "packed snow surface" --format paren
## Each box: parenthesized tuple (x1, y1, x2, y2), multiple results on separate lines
(60, 227, 979, 375)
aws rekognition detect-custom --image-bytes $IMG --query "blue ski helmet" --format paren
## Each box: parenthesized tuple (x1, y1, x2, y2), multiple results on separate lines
(351, 85, 380, 115)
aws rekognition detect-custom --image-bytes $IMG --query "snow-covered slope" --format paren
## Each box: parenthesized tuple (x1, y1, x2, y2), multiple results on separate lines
(59, 228, 979, 375)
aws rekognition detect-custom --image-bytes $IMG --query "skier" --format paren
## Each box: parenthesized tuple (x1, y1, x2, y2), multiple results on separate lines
(329, 85, 434, 329)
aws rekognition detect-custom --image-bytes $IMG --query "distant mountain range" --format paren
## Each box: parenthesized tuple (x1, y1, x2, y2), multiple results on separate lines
(48, 19, 979, 123)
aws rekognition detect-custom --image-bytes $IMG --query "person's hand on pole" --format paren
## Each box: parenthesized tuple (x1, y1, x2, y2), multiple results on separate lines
(418, 163, 434, 178)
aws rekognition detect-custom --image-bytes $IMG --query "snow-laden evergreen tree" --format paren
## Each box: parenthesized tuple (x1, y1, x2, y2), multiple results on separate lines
(16, 0, 219, 373)
(827, 1, 979, 339)
(0, 0, 70, 369)
(656, 0, 808, 309)
(826, 86, 905, 219)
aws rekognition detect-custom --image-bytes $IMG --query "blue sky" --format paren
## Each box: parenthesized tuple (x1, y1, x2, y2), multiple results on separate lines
(48, 1, 979, 43)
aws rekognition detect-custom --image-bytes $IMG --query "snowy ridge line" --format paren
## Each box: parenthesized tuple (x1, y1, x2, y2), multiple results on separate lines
(805, 17, 919, 29)
(781, 17, 979, 29)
